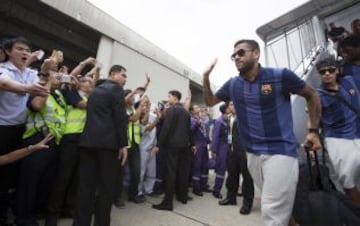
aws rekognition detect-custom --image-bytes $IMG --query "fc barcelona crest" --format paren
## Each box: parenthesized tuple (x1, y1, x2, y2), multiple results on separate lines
(261, 84, 272, 95)
(349, 89, 356, 96)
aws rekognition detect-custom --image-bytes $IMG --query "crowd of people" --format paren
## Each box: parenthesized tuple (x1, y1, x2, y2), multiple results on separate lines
(326, 18, 360, 60)
(0, 17, 359, 226)
(0, 36, 255, 226)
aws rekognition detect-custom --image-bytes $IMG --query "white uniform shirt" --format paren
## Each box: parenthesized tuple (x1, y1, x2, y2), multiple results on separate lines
(0, 61, 39, 125)
(139, 113, 157, 152)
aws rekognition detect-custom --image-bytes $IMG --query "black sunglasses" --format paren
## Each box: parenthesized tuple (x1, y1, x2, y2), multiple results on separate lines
(318, 67, 337, 75)
(231, 49, 253, 60)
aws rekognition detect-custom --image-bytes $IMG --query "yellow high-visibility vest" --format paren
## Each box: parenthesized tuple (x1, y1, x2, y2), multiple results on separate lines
(127, 121, 141, 148)
(64, 96, 87, 135)
(23, 90, 66, 144)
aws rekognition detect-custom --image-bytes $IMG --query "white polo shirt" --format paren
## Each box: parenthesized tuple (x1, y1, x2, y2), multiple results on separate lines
(0, 61, 39, 125)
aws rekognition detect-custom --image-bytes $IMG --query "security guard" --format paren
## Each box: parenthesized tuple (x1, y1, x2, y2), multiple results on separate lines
(16, 70, 66, 226)
(46, 76, 93, 226)
(219, 116, 254, 215)
(114, 89, 145, 205)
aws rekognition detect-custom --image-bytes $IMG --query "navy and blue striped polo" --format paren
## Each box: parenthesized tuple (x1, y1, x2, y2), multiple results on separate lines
(319, 76, 360, 139)
(342, 63, 360, 77)
(215, 67, 305, 157)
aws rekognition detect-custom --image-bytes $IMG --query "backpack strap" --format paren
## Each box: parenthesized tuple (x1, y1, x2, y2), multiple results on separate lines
(317, 88, 360, 119)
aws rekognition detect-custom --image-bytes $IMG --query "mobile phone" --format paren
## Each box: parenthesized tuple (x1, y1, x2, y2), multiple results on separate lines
(61, 74, 71, 83)
(133, 94, 140, 103)
(157, 102, 164, 110)
(37, 50, 45, 60)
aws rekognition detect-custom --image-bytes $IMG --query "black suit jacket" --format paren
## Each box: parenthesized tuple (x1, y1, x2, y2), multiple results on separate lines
(158, 102, 193, 148)
(79, 80, 128, 151)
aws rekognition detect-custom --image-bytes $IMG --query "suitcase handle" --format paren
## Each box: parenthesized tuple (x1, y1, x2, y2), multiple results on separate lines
(303, 144, 325, 190)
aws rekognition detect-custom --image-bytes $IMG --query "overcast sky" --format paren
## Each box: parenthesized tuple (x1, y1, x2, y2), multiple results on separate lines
(88, 0, 308, 86)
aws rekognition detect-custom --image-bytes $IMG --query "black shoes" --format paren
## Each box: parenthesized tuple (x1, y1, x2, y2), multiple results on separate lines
(152, 202, 173, 211)
(218, 198, 237, 205)
(176, 195, 193, 204)
(239, 205, 252, 215)
(113, 197, 125, 208)
(212, 192, 223, 199)
(128, 195, 145, 203)
(193, 190, 203, 196)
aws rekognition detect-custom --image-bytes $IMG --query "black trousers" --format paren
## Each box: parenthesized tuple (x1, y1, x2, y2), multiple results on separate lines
(76, 148, 121, 226)
(163, 146, 191, 205)
(225, 150, 254, 207)
(153, 145, 165, 193)
(48, 134, 80, 216)
(0, 125, 25, 218)
(16, 132, 58, 226)
(127, 146, 140, 199)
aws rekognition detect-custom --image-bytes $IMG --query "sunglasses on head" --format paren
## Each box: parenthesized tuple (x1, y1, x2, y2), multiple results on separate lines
(230, 49, 253, 60)
(318, 67, 337, 75)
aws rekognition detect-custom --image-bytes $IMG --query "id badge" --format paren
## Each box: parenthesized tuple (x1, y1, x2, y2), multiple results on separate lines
(227, 134, 232, 144)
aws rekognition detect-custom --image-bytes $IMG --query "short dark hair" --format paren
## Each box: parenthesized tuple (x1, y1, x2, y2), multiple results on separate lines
(233, 39, 260, 51)
(135, 87, 146, 92)
(189, 104, 198, 112)
(124, 89, 132, 97)
(168, 90, 182, 101)
(315, 56, 338, 70)
(351, 19, 360, 29)
(3, 37, 31, 52)
(3, 37, 31, 61)
(109, 64, 126, 76)
(219, 102, 229, 114)
(339, 35, 360, 49)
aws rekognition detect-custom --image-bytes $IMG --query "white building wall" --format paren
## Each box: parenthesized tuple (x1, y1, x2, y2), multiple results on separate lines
(41, 0, 207, 103)
(96, 36, 113, 76)
(110, 41, 189, 103)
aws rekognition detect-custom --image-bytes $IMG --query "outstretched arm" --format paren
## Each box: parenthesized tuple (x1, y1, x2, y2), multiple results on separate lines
(203, 59, 221, 106)
(0, 134, 53, 165)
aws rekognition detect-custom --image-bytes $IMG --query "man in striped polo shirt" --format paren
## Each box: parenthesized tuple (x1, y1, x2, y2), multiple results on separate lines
(316, 57, 360, 205)
(202, 39, 321, 226)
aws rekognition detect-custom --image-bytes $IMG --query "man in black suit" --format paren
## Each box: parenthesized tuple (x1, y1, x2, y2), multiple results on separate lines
(219, 117, 254, 215)
(75, 65, 128, 226)
(152, 90, 195, 211)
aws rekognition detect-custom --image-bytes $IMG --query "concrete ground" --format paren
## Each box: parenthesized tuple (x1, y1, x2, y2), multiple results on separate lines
(57, 171, 263, 226)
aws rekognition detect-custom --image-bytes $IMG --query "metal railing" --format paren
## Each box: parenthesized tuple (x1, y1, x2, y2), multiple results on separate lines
(263, 16, 326, 78)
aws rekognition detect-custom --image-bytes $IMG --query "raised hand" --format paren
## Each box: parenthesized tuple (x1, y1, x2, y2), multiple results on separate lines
(203, 58, 218, 78)
(83, 57, 97, 66)
(146, 73, 150, 82)
(40, 58, 57, 74)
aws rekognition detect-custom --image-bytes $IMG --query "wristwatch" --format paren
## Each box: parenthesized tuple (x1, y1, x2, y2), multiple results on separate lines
(308, 128, 320, 134)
